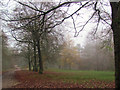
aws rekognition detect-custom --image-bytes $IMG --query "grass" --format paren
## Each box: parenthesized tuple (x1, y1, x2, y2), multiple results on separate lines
(45, 68, 115, 83)
(15, 69, 115, 88)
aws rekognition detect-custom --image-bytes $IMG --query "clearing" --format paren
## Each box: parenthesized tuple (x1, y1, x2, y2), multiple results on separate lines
(12, 69, 115, 88)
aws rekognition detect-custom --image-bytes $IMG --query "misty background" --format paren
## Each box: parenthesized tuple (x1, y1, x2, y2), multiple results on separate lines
(1, 0, 114, 72)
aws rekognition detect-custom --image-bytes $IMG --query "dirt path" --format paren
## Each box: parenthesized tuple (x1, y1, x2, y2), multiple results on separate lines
(2, 66, 21, 88)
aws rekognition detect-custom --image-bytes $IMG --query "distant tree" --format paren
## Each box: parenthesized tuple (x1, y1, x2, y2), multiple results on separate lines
(59, 37, 80, 70)
(2, 31, 13, 70)
(81, 36, 114, 71)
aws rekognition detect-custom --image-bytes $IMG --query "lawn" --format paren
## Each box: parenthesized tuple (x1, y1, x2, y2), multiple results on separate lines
(13, 69, 115, 88)
(45, 68, 115, 83)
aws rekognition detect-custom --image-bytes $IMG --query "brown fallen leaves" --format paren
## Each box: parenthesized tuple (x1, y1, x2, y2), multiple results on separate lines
(12, 70, 115, 88)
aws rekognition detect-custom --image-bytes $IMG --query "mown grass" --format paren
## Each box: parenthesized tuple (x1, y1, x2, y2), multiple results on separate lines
(45, 68, 115, 83)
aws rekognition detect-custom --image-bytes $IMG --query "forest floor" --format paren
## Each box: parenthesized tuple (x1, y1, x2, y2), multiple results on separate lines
(11, 69, 115, 88)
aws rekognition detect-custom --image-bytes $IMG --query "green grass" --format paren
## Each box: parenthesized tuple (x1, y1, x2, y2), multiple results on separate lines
(45, 68, 115, 83)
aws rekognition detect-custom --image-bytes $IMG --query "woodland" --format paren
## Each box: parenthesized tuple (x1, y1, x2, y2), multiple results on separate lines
(1, 0, 120, 89)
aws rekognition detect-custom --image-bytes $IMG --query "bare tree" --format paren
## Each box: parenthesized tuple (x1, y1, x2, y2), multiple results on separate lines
(1, 0, 120, 88)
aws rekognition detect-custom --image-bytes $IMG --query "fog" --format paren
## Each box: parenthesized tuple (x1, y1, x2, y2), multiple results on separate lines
(1, 0, 114, 72)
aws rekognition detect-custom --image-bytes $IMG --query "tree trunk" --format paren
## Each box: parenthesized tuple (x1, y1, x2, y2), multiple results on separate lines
(33, 40, 37, 72)
(37, 40, 43, 74)
(111, 2, 120, 89)
(28, 43, 31, 71)
(28, 57, 31, 71)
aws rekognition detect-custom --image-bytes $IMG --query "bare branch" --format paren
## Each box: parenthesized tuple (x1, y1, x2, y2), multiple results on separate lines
(17, 1, 45, 13)
(71, 16, 77, 37)
(44, 1, 89, 29)
(75, 11, 97, 37)
(11, 29, 33, 44)
(93, 10, 101, 35)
